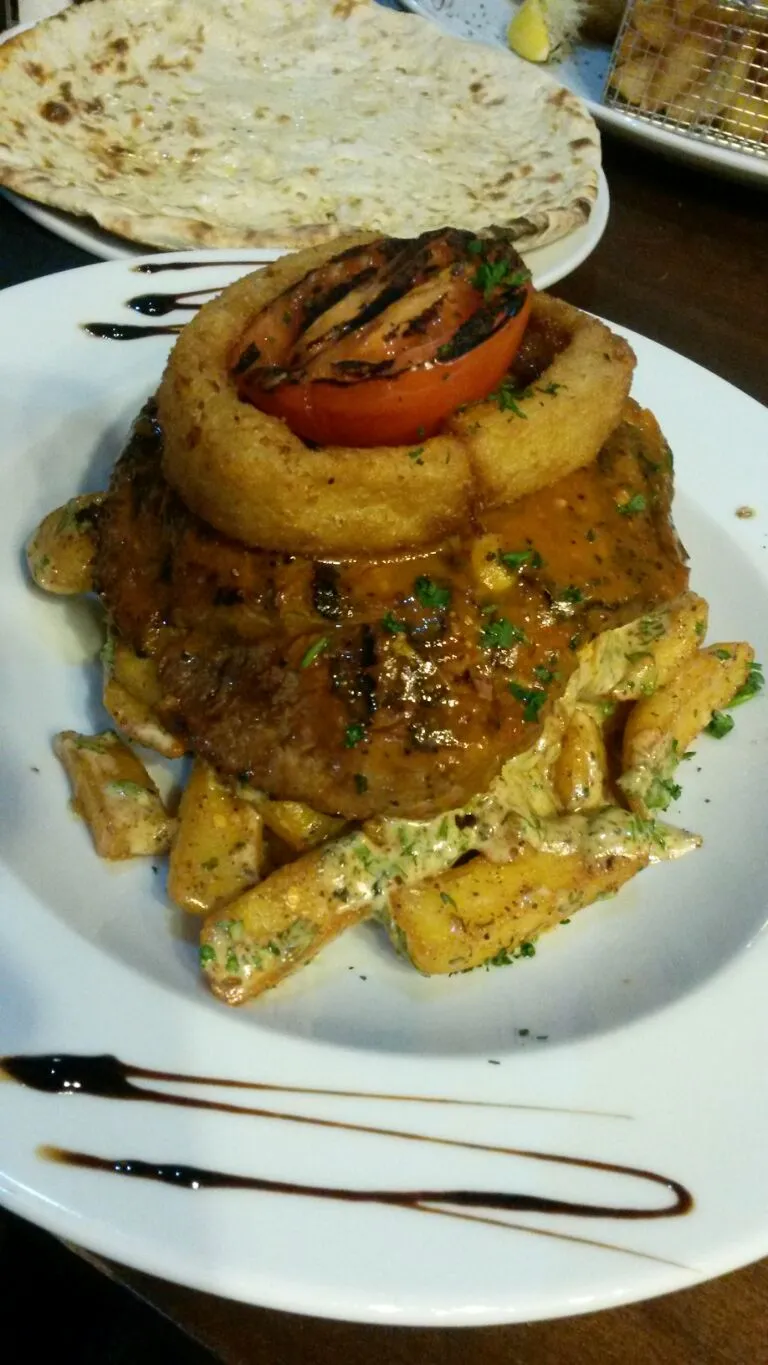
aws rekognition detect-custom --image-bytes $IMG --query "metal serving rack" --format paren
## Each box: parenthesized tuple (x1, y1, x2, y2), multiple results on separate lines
(603, 0, 768, 158)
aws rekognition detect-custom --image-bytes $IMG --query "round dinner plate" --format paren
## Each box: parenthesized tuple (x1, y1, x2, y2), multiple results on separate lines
(2, 253, 768, 1326)
(400, 0, 768, 185)
(2, 171, 609, 288)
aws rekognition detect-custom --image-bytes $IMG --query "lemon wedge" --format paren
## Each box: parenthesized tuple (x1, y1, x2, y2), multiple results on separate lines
(507, 0, 553, 63)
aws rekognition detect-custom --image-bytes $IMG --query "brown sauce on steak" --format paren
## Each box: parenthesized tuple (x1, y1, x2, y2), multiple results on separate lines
(95, 402, 687, 819)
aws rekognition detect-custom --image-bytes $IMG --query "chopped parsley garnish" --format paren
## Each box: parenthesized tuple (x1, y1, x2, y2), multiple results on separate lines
(538, 381, 563, 396)
(199, 944, 216, 966)
(695, 620, 706, 639)
(585, 528, 597, 543)
(617, 493, 647, 516)
(354, 773, 369, 794)
(646, 776, 683, 811)
(490, 380, 529, 418)
(408, 445, 425, 464)
(557, 585, 584, 605)
(730, 661, 764, 706)
(479, 615, 526, 650)
(519, 941, 536, 957)
(414, 576, 451, 610)
(706, 709, 734, 739)
(472, 258, 529, 299)
(299, 636, 329, 668)
(381, 610, 407, 634)
(344, 722, 367, 749)
(499, 547, 543, 571)
(467, 238, 484, 255)
(488, 945, 516, 967)
(225, 950, 240, 974)
(440, 891, 458, 909)
(640, 615, 666, 642)
(713, 648, 733, 661)
(533, 663, 558, 684)
(508, 681, 547, 722)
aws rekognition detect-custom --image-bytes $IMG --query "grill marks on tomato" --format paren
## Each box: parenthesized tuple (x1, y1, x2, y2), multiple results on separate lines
(229, 227, 532, 446)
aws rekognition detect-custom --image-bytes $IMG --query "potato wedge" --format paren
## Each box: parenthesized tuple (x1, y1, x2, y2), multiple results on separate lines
(648, 29, 714, 107)
(258, 798, 346, 854)
(553, 709, 609, 813)
(611, 592, 708, 700)
(619, 642, 754, 815)
(168, 761, 266, 914)
(54, 729, 173, 859)
(110, 639, 164, 709)
(610, 54, 658, 106)
(103, 677, 185, 760)
(388, 844, 649, 975)
(200, 844, 368, 1004)
(26, 494, 103, 595)
(632, 0, 676, 48)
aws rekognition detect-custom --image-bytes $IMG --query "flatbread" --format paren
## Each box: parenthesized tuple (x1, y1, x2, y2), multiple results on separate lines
(0, 0, 601, 251)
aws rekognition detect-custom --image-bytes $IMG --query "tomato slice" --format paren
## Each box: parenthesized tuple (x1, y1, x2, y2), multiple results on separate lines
(231, 230, 532, 448)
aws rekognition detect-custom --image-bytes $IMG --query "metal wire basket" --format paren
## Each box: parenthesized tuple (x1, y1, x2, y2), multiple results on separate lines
(603, 0, 768, 157)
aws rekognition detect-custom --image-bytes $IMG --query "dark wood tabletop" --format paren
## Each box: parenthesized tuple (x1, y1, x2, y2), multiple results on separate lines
(1, 129, 767, 1364)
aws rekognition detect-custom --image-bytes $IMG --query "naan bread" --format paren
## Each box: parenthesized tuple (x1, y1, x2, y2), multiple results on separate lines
(0, 0, 600, 251)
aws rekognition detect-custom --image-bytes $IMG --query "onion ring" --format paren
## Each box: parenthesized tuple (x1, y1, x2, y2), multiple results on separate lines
(158, 236, 635, 556)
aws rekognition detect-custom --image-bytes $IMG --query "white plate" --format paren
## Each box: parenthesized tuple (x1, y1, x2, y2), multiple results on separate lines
(401, 0, 768, 184)
(1, 171, 609, 289)
(2, 253, 768, 1327)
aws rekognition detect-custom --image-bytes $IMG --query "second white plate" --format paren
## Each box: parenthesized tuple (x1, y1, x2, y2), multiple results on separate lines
(400, 0, 768, 184)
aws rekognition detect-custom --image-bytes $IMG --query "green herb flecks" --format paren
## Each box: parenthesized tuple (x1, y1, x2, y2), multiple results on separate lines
(199, 944, 216, 966)
(490, 380, 529, 418)
(730, 661, 764, 707)
(533, 663, 559, 684)
(344, 722, 367, 749)
(440, 891, 458, 909)
(408, 445, 425, 465)
(706, 709, 734, 738)
(617, 493, 647, 517)
(646, 776, 683, 811)
(472, 258, 529, 299)
(299, 636, 329, 669)
(480, 614, 526, 651)
(381, 610, 407, 635)
(499, 547, 543, 571)
(354, 773, 369, 794)
(414, 576, 451, 611)
(508, 681, 547, 722)
(560, 585, 584, 604)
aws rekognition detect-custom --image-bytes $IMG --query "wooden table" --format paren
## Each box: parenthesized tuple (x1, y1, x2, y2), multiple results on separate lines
(1, 130, 767, 1363)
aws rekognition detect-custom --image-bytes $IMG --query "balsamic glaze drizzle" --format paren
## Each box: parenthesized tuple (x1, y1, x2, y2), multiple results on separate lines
(127, 287, 219, 318)
(133, 260, 258, 274)
(3, 1053, 693, 1239)
(84, 257, 265, 337)
(82, 322, 183, 341)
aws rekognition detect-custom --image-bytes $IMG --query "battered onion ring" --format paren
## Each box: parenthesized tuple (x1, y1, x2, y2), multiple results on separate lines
(158, 236, 635, 556)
